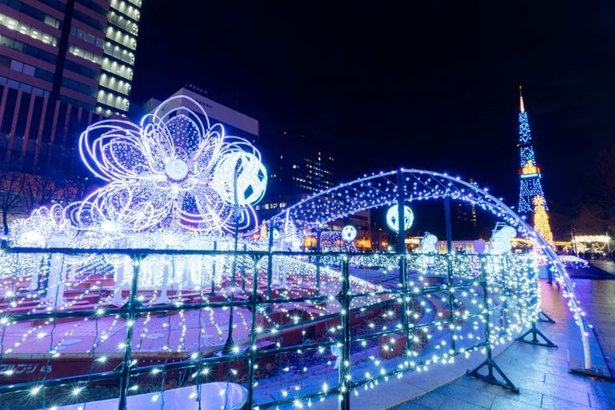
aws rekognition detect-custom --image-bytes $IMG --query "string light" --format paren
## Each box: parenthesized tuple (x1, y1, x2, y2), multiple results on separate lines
(76, 94, 266, 235)
(517, 87, 547, 214)
(0, 96, 590, 409)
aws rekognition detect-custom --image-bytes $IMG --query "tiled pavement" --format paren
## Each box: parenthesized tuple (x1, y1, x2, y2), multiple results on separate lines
(313, 262, 615, 409)
(389, 265, 615, 410)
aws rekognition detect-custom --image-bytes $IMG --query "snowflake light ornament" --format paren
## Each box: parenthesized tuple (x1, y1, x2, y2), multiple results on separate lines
(76, 95, 267, 234)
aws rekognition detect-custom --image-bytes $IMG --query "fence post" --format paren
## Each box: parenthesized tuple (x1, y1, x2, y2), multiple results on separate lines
(443, 197, 457, 353)
(338, 256, 351, 410)
(118, 252, 144, 410)
(516, 255, 557, 347)
(467, 255, 518, 392)
(246, 255, 261, 408)
(267, 221, 274, 298)
(316, 228, 322, 296)
(209, 241, 217, 296)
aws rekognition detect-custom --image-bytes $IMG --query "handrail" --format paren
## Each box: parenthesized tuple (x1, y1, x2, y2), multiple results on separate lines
(0, 247, 550, 409)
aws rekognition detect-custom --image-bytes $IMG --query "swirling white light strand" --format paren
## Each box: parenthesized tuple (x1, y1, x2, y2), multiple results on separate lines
(77, 95, 267, 235)
(7, 203, 82, 261)
(10, 206, 58, 247)
(1, 208, 53, 281)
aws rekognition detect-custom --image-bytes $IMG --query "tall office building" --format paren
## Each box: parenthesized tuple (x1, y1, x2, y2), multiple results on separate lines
(0, 0, 142, 172)
(267, 130, 335, 197)
(256, 129, 336, 220)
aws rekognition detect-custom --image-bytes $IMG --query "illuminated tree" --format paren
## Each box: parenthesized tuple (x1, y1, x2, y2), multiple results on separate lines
(0, 164, 28, 237)
(577, 144, 615, 234)
(533, 195, 554, 246)
(0, 168, 97, 241)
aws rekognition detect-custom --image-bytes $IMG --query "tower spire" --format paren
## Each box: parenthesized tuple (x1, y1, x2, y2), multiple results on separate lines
(516, 87, 547, 215)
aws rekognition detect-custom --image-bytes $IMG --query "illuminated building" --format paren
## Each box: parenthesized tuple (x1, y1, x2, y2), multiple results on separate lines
(143, 84, 259, 145)
(0, 0, 142, 172)
(267, 130, 335, 197)
(257, 130, 336, 222)
(454, 178, 478, 237)
(517, 86, 547, 215)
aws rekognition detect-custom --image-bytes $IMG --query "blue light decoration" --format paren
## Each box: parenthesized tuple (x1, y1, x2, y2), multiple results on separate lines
(385, 205, 414, 233)
(0, 91, 598, 409)
(517, 86, 547, 214)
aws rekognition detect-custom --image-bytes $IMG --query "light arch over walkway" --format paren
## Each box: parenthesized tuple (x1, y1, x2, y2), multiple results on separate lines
(270, 168, 592, 369)
(271, 168, 533, 238)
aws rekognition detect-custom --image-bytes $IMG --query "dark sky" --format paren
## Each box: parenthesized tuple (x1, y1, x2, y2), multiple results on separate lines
(131, 1, 615, 217)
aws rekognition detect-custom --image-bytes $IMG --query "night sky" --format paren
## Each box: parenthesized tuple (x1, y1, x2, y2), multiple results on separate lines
(131, 0, 615, 221)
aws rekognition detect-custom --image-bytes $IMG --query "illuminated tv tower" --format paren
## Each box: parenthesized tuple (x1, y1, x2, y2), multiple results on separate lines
(517, 86, 547, 215)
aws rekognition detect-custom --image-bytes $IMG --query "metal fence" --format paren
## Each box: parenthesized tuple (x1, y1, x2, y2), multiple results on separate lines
(0, 247, 540, 409)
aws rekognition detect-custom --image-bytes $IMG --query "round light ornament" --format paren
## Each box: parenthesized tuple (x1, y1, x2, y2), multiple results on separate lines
(213, 151, 267, 206)
(341, 225, 357, 242)
(165, 158, 189, 181)
(386, 205, 414, 233)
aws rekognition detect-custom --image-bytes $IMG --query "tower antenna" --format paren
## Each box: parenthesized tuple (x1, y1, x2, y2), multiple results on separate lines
(516, 86, 547, 215)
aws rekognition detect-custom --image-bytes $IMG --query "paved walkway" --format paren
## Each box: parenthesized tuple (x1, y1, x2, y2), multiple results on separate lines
(312, 264, 615, 409)
(388, 270, 615, 409)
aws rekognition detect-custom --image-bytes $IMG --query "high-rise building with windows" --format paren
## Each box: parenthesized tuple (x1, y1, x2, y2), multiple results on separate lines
(98, 0, 140, 116)
(0, 0, 142, 172)
(264, 129, 335, 198)
(268, 146, 335, 197)
(256, 129, 336, 220)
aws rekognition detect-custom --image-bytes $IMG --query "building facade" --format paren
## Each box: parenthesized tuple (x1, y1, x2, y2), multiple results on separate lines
(266, 130, 335, 198)
(255, 129, 337, 234)
(143, 85, 259, 144)
(0, 0, 142, 173)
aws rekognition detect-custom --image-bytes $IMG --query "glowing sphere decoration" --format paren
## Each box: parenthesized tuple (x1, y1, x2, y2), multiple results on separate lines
(385, 205, 414, 233)
(165, 158, 189, 181)
(341, 225, 357, 242)
(212, 150, 267, 206)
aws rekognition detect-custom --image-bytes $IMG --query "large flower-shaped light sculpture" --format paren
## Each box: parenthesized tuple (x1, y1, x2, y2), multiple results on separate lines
(77, 95, 267, 235)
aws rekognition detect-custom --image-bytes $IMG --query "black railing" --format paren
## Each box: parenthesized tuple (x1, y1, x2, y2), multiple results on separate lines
(0, 247, 539, 409)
